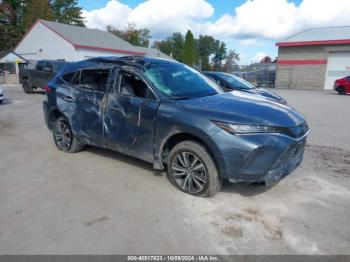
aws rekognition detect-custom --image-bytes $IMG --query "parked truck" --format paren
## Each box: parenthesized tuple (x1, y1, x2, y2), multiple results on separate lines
(19, 60, 68, 93)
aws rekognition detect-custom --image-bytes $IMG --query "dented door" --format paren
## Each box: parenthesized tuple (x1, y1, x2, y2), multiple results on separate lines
(103, 67, 160, 163)
(70, 87, 106, 147)
(104, 95, 158, 162)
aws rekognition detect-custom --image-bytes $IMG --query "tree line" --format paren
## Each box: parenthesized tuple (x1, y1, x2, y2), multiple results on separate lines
(0, 0, 85, 50)
(1, 0, 240, 72)
(107, 24, 240, 72)
(151, 30, 240, 72)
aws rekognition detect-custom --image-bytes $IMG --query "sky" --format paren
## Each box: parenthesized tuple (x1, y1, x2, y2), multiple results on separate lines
(78, 0, 350, 64)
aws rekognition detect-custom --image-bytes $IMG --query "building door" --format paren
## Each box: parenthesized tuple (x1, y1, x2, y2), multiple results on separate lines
(325, 52, 350, 89)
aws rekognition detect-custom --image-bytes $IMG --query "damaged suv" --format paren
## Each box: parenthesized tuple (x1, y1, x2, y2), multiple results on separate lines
(43, 56, 309, 197)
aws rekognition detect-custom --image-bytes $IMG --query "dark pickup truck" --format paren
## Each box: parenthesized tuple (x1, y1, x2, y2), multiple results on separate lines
(19, 60, 68, 93)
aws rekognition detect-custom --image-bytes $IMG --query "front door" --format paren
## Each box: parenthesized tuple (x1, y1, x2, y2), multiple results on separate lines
(104, 69, 159, 162)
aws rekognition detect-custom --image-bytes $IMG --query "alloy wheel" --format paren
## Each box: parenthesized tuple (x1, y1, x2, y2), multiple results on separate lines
(54, 120, 72, 150)
(171, 151, 208, 194)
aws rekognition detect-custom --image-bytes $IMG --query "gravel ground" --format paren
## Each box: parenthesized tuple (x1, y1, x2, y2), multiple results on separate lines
(0, 85, 349, 255)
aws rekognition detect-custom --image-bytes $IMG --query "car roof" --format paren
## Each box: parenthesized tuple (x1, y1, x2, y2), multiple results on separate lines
(60, 56, 177, 74)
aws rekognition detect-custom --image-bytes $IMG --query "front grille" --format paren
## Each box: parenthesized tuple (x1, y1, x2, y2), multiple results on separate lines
(272, 140, 306, 168)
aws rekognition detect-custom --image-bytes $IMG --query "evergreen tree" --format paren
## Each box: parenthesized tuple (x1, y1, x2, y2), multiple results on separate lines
(181, 30, 196, 66)
(0, 0, 28, 50)
(153, 32, 184, 60)
(196, 35, 216, 71)
(23, 0, 52, 30)
(212, 41, 227, 71)
(49, 0, 85, 26)
(153, 32, 184, 61)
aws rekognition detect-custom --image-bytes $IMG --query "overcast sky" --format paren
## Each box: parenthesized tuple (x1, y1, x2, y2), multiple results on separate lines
(78, 0, 350, 64)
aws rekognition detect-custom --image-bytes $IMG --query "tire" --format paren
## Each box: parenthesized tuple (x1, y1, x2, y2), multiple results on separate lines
(338, 86, 345, 95)
(53, 116, 84, 153)
(22, 80, 33, 94)
(167, 141, 222, 197)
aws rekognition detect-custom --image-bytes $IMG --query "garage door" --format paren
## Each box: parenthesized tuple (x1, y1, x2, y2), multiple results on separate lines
(324, 52, 350, 89)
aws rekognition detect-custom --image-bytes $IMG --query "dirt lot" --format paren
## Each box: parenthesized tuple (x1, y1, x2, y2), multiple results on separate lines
(0, 86, 349, 255)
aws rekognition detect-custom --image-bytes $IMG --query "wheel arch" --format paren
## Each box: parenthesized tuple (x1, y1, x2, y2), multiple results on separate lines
(159, 132, 222, 174)
(48, 108, 67, 130)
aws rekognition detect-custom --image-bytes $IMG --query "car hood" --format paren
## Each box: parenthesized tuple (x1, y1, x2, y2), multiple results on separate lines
(244, 88, 285, 102)
(179, 91, 305, 127)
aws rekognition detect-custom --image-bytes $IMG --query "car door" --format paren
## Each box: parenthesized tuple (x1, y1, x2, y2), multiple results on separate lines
(68, 68, 110, 147)
(33, 61, 46, 87)
(104, 68, 160, 162)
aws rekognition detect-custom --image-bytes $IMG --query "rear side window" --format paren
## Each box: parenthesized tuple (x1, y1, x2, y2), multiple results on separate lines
(75, 69, 110, 92)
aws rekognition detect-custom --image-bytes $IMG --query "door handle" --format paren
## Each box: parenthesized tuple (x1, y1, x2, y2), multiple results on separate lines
(63, 95, 76, 102)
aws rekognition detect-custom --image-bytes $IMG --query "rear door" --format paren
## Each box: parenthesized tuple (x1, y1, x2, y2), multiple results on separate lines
(68, 68, 110, 147)
(104, 68, 159, 162)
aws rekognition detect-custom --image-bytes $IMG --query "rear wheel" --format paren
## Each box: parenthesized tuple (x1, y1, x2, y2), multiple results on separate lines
(53, 116, 84, 153)
(338, 86, 345, 95)
(167, 141, 222, 197)
(22, 80, 33, 94)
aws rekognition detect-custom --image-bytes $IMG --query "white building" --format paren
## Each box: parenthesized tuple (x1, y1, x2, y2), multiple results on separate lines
(0, 51, 27, 84)
(14, 19, 171, 62)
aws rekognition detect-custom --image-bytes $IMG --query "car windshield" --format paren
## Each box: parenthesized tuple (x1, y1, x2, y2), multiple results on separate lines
(143, 61, 223, 99)
(217, 73, 255, 90)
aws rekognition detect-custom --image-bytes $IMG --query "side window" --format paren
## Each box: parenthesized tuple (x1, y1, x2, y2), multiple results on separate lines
(76, 69, 110, 92)
(44, 62, 54, 72)
(61, 72, 76, 84)
(36, 62, 45, 71)
(119, 72, 156, 100)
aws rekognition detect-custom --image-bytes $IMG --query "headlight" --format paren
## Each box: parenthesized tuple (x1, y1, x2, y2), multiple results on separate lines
(213, 121, 283, 134)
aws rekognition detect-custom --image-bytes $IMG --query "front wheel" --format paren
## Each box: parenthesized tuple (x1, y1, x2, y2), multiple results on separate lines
(22, 80, 33, 94)
(338, 87, 345, 95)
(167, 141, 222, 197)
(53, 117, 84, 153)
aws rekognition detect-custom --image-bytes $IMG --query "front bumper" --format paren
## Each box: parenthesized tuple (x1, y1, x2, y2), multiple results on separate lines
(212, 129, 309, 184)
